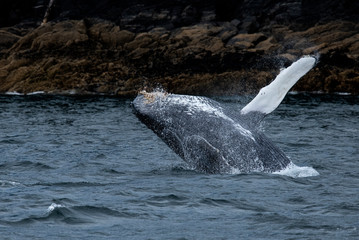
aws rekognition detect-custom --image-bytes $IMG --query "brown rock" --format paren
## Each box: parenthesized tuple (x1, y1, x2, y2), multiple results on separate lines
(129, 47, 151, 59)
(0, 18, 358, 96)
(125, 33, 155, 50)
(0, 30, 20, 51)
(227, 33, 267, 47)
(30, 20, 88, 51)
(88, 21, 135, 48)
(255, 37, 278, 52)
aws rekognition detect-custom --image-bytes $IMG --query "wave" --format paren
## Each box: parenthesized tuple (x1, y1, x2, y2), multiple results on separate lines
(47, 203, 65, 213)
(0, 160, 54, 170)
(288, 91, 353, 96)
(168, 162, 319, 178)
(5, 91, 24, 95)
(4, 90, 76, 96)
(5, 91, 46, 96)
(34, 181, 109, 187)
(0, 139, 25, 144)
(0, 179, 21, 187)
(1, 202, 141, 226)
(27, 91, 46, 95)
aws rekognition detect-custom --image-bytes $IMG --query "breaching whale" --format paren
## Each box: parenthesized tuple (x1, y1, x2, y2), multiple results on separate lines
(132, 56, 316, 174)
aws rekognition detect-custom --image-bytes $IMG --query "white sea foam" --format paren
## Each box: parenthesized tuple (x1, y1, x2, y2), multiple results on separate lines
(47, 203, 65, 213)
(27, 91, 46, 95)
(5, 91, 24, 95)
(288, 91, 299, 95)
(273, 162, 319, 178)
(335, 92, 351, 96)
(5, 91, 47, 95)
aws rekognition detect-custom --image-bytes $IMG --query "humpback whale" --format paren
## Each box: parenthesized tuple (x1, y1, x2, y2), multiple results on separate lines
(132, 56, 316, 174)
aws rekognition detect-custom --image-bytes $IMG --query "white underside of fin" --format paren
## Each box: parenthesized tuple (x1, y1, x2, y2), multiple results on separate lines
(241, 56, 316, 115)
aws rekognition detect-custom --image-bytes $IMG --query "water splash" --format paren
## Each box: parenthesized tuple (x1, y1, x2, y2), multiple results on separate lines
(273, 162, 319, 178)
(47, 203, 65, 213)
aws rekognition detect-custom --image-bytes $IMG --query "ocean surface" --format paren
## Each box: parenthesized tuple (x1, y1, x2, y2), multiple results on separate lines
(0, 93, 358, 239)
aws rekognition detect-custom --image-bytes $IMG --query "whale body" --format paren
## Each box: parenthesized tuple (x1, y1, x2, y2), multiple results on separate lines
(132, 56, 316, 173)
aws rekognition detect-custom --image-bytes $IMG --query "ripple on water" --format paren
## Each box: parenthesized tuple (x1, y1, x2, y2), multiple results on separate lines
(0, 94, 357, 239)
(0, 161, 54, 171)
(0, 180, 21, 188)
(1, 202, 144, 226)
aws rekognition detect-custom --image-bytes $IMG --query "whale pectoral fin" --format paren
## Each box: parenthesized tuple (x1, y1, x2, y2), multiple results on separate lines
(184, 136, 227, 174)
(240, 56, 316, 128)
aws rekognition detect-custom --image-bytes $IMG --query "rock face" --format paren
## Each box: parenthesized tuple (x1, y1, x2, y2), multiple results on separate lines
(0, 0, 358, 96)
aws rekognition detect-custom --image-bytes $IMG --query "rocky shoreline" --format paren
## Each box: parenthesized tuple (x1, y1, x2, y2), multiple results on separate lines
(0, 1, 358, 96)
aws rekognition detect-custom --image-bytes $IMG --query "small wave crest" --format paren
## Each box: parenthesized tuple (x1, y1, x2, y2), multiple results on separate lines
(43, 203, 93, 224)
(5, 91, 24, 95)
(273, 162, 319, 178)
(0, 179, 21, 187)
(47, 203, 65, 213)
(4, 91, 46, 95)
(27, 91, 46, 95)
(0, 202, 136, 225)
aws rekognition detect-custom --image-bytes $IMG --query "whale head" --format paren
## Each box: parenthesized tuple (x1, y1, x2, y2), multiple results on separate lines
(132, 90, 173, 134)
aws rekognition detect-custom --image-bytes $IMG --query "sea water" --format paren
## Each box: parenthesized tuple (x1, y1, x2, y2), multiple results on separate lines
(0, 93, 358, 239)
